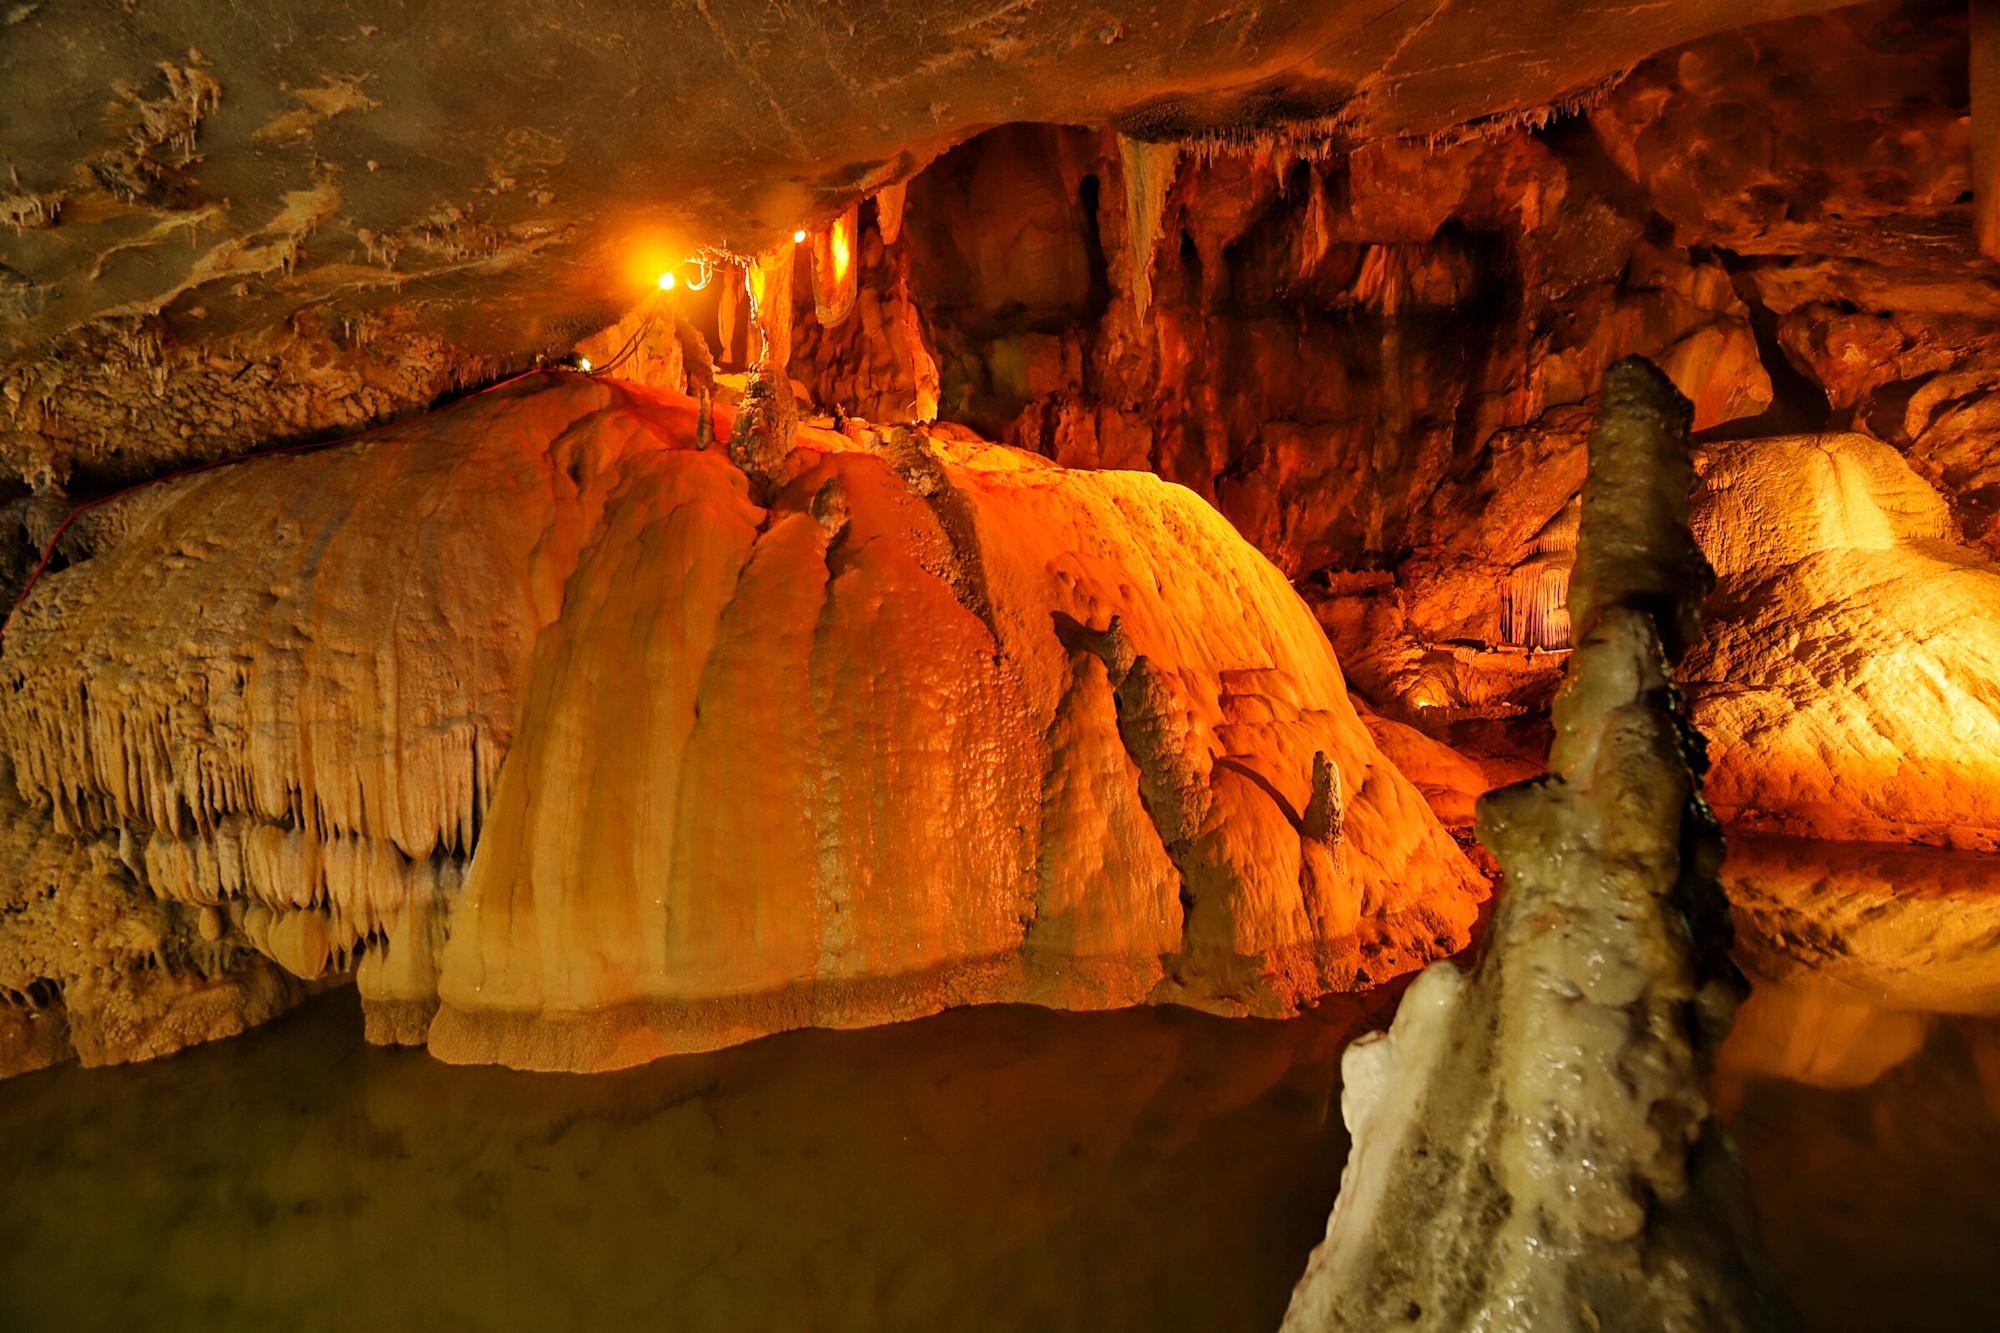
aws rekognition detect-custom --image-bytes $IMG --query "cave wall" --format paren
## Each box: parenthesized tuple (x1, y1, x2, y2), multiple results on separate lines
(779, 0, 1985, 728)
(4, 0, 1999, 1075)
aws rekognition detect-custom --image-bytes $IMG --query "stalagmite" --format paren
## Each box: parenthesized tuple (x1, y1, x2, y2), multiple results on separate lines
(811, 201, 861, 330)
(728, 364, 799, 499)
(0, 373, 1486, 1075)
(1280, 358, 1795, 1333)
(1116, 134, 1180, 319)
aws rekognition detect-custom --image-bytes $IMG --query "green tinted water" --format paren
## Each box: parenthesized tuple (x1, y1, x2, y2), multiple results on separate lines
(2, 974, 1995, 1331)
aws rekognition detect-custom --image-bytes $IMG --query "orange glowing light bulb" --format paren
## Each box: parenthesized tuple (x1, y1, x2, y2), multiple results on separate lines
(657, 271, 676, 291)
(793, 229, 807, 244)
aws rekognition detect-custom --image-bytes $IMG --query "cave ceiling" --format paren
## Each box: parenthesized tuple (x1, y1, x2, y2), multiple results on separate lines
(2, 0, 1848, 366)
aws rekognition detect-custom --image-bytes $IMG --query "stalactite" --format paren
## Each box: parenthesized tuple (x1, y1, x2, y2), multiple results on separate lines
(674, 316, 716, 399)
(1116, 134, 1180, 319)
(1300, 165, 1332, 279)
(874, 181, 908, 246)
(1499, 496, 1582, 650)
(811, 201, 861, 330)
(746, 238, 794, 370)
(897, 267, 941, 422)
(1973, 0, 2000, 260)
(1499, 559, 1573, 650)
(716, 266, 743, 365)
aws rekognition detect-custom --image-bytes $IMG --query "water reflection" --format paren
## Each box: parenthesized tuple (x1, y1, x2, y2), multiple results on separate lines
(0, 987, 1395, 1333)
(6, 836, 2000, 1332)
(1720, 984, 2000, 1333)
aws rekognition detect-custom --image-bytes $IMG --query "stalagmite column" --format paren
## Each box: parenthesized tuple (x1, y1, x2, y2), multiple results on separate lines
(1280, 357, 1796, 1333)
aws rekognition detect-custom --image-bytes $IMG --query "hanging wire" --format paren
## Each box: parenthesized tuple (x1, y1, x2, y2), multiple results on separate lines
(584, 309, 654, 377)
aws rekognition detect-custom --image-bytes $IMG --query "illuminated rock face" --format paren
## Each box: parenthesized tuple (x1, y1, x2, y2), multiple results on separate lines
(0, 373, 1483, 1074)
(1683, 433, 2000, 849)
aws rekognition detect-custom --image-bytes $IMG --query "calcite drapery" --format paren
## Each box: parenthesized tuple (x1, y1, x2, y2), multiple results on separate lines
(0, 372, 1484, 1074)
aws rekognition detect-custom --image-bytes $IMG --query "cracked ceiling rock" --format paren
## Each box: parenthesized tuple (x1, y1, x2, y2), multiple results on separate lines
(0, 0, 1850, 362)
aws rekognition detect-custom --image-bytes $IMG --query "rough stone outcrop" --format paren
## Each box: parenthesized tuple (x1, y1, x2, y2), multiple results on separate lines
(0, 372, 1484, 1074)
(0, 0, 1848, 379)
(1280, 359, 1792, 1333)
(0, 767, 320, 1079)
(1683, 432, 2000, 849)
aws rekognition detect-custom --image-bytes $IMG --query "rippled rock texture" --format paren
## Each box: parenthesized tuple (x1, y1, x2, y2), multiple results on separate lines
(1686, 432, 2000, 850)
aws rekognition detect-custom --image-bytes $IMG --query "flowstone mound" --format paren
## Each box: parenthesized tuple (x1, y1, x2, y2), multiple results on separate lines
(1684, 432, 2000, 849)
(0, 372, 1484, 1075)
(1280, 358, 1794, 1333)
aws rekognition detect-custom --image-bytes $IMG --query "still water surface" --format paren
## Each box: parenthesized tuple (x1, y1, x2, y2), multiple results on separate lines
(2, 972, 1996, 1331)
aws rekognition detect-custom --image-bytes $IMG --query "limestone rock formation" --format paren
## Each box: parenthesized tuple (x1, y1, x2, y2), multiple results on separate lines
(0, 372, 1484, 1075)
(0, 0, 1851, 384)
(1355, 714, 1488, 831)
(1683, 432, 2000, 849)
(1280, 359, 1792, 1332)
(0, 770, 321, 1079)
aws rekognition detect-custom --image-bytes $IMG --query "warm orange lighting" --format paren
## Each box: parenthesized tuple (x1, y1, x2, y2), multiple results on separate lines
(657, 271, 676, 291)
(618, 234, 692, 297)
(793, 229, 807, 243)
(831, 227, 851, 283)
(810, 203, 861, 330)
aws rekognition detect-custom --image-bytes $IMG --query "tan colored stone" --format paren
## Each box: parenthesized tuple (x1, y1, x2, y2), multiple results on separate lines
(1684, 433, 2000, 848)
(0, 373, 1485, 1073)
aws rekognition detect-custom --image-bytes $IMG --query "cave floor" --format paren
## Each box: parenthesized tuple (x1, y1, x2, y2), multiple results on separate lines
(1, 957, 1996, 1331)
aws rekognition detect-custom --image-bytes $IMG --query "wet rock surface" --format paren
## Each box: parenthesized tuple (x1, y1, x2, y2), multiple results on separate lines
(1280, 360, 1791, 1332)
(1684, 432, 2000, 850)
